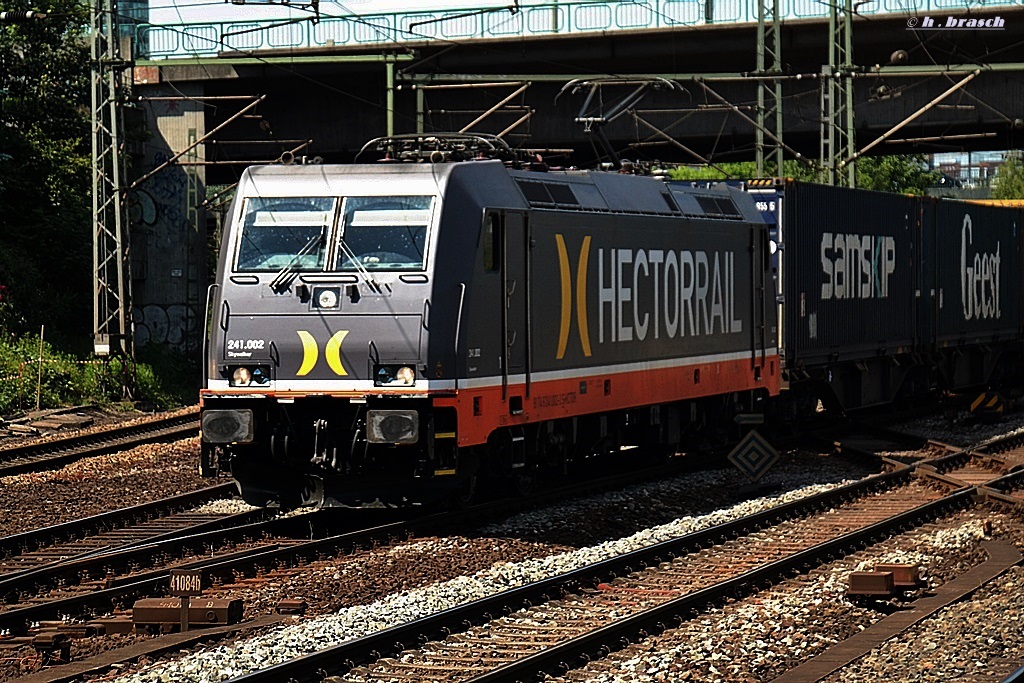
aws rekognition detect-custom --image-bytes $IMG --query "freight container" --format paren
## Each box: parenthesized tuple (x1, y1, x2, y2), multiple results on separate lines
(677, 178, 1024, 408)
(926, 198, 1023, 389)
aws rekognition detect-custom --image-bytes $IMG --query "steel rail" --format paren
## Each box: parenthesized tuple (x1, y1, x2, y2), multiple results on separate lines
(0, 458, 703, 634)
(0, 411, 199, 476)
(467, 492, 971, 683)
(227, 467, 948, 683)
(0, 481, 238, 559)
(0, 506, 270, 587)
(0, 544, 282, 635)
(980, 468, 1024, 493)
(0, 510, 347, 634)
(0, 454, 798, 638)
(973, 429, 1024, 456)
(1001, 664, 1024, 683)
(850, 420, 953, 452)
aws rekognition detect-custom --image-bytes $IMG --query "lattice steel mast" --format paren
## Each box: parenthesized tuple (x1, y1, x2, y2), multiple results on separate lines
(820, 0, 856, 186)
(91, 0, 132, 356)
(755, 0, 783, 176)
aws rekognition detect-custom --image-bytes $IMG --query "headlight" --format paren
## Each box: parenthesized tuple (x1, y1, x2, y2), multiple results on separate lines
(374, 364, 417, 387)
(202, 409, 254, 444)
(366, 410, 418, 443)
(316, 287, 339, 309)
(229, 366, 271, 387)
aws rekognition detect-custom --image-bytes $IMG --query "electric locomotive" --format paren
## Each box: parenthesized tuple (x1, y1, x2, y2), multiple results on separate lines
(199, 136, 780, 507)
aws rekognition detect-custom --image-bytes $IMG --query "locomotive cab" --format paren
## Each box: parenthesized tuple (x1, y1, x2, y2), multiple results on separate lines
(201, 164, 470, 506)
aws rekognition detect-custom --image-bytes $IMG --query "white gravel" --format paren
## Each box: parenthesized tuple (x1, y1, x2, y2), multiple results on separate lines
(897, 411, 1024, 449)
(188, 499, 261, 515)
(112, 478, 852, 683)
(480, 454, 867, 538)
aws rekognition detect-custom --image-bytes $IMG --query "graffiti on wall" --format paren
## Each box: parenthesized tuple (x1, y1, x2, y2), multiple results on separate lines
(133, 304, 200, 352)
(128, 188, 158, 226)
(128, 153, 204, 353)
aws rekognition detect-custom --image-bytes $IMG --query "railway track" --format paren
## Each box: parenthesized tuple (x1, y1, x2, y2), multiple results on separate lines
(13, 418, 1024, 683)
(0, 409, 199, 477)
(218, 431, 1024, 683)
(813, 420, 958, 464)
(0, 459, 705, 639)
(0, 482, 243, 565)
(0, 509, 333, 635)
(0, 455, 813, 682)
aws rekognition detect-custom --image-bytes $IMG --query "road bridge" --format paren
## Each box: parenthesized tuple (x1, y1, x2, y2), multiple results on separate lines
(134, 0, 1024, 173)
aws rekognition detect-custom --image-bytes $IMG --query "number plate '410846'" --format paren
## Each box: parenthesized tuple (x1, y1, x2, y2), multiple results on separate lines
(169, 569, 203, 597)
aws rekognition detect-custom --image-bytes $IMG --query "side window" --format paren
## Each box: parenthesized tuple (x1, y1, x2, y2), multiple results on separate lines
(484, 212, 502, 273)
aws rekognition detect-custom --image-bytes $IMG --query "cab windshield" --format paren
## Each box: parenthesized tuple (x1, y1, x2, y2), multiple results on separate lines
(235, 197, 336, 272)
(337, 196, 432, 271)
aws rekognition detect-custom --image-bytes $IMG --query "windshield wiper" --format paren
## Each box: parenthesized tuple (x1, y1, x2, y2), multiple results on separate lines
(337, 239, 390, 294)
(269, 227, 325, 293)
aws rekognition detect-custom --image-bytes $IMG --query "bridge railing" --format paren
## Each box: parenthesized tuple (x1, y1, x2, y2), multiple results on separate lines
(136, 0, 1023, 59)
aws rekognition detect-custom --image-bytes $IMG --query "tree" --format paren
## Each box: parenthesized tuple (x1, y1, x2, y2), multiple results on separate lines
(992, 152, 1024, 199)
(668, 160, 816, 182)
(668, 155, 938, 195)
(854, 154, 939, 195)
(0, 0, 91, 349)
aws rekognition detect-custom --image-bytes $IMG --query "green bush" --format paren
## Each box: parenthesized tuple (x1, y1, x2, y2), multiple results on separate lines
(0, 331, 193, 415)
(133, 346, 202, 409)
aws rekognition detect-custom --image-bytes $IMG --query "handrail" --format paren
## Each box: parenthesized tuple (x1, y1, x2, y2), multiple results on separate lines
(202, 282, 220, 385)
(133, 0, 1024, 60)
(453, 282, 466, 391)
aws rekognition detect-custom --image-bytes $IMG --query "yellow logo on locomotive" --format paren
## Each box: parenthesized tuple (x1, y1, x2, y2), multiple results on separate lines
(296, 330, 349, 376)
(555, 234, 593, 360)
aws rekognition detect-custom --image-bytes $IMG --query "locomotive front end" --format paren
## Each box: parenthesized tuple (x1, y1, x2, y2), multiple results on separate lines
(200, 164, 462, 507)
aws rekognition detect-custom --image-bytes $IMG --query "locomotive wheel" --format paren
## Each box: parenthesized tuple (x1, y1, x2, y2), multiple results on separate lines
(452, 473, 478, 508)
(270, 432, 290, 462)
(451, 448, 481, 507)
(511, 469, 537, 497)
(657, 439, 682, 463)
(510, 424, 563, 496)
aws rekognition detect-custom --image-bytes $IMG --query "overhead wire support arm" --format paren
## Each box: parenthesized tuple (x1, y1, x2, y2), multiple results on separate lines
(129, 95, 268, 190)
(497, 111, 533, 139)
(277, 139, 315, 164)
(840, 70, 980, 168)
(559, 78, 682, 169)
(408, 1, 520, 32)
(695, 79, 815, 169)
(221, 18, 309, 46)
(630, 113, 732, 174)
(458, 82, 529, 134)
(177, 135, 313, 165)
